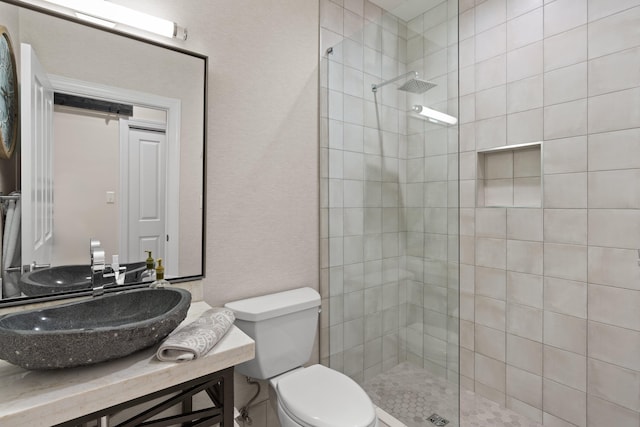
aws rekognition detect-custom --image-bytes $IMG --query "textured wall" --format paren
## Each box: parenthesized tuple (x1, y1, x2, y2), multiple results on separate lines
(197, 0, 320, 305)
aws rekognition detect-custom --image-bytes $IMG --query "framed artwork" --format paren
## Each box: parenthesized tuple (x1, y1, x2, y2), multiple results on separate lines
(0, 26, 17, 159)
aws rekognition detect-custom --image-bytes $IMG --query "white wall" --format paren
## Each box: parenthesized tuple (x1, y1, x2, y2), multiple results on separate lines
(52, 107, 120, 265)
(178, 0, 321, 305)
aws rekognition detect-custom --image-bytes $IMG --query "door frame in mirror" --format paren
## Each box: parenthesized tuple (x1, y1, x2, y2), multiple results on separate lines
(49, 74, 181, 275)
(0, 0, 208, 308)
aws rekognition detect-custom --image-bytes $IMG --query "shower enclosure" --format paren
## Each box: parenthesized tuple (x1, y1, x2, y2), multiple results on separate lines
(320, 1, 459, 426)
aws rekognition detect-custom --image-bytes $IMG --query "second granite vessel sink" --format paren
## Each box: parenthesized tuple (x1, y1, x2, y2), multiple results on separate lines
(18, 262, 147, 296)
(0, 287, 191, 369)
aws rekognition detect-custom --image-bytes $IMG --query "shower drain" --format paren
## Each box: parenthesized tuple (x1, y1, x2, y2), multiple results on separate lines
(427, 413, 449, 426)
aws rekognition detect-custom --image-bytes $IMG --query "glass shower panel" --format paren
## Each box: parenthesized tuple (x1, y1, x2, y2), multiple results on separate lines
(320, 1, 458, 426)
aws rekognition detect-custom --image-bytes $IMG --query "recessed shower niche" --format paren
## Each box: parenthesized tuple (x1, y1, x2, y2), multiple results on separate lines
(476, 142, 542, 208)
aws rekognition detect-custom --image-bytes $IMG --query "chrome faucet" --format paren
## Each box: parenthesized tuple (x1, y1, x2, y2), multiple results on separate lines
(90, 238, 106, 288)
(90, 239, 126, 296)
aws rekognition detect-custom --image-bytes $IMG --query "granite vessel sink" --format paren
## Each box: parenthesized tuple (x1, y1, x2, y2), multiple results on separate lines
(0, 287, 191, 369)
(18, 262, 147, 296)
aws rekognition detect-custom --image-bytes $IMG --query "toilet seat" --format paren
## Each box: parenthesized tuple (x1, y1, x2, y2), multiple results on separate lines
(275, 364, 377, 427)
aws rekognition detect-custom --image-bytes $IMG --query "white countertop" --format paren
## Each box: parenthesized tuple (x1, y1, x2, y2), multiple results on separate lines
(0, 301, 255, 427)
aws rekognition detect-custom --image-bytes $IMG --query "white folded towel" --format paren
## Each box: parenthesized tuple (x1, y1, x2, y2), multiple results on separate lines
(156, 307, 235, 362)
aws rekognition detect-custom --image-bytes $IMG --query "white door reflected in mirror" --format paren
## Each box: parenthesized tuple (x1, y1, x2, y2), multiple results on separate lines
(18, 43, 54, 299)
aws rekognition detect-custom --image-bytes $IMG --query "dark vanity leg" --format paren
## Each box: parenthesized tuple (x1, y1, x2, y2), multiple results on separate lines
(205, 367, 234, 427)
(222, 367, 235, 427)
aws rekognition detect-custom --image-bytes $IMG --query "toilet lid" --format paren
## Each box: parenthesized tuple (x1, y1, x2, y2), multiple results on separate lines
(277, 364, 376, 427)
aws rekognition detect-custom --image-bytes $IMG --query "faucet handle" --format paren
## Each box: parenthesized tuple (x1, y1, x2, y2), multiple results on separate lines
(92, 249, 106, 269)
(90, 238, 101, 251)
(102, 265, 115, 278)
(90, 239, 102, 260)
(29, 262, 51, 272)
(90, 238, 106, 269)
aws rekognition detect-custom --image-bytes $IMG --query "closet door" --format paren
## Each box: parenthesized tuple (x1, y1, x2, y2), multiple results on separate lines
(121, 120, 167, 266)
(21, 43, 54, 269)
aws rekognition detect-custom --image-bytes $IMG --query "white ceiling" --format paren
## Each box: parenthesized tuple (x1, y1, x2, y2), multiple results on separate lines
(368, 0, 443, 22)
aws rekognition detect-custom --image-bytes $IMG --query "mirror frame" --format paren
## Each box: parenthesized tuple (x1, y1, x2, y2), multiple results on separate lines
(0, 0, 207, 308)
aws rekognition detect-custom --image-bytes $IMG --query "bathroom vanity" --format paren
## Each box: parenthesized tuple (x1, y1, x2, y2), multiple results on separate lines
(0, 302, 255, 427)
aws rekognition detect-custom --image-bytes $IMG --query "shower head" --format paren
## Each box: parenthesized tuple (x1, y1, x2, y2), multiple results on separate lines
(371, 71, 437, 93)
(398, 78, 437, 94)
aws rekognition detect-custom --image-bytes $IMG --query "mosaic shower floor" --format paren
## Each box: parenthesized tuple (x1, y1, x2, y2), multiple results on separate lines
(363, 363, 543, 427)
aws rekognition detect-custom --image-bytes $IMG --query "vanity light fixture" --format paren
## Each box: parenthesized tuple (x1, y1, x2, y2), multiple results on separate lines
(42, 0, 188, 40)
(412, 105, 458, 125)
(74, 12, 116, 29)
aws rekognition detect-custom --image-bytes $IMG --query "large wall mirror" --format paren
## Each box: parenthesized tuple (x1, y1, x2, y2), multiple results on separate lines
(0, 0, 206, 307)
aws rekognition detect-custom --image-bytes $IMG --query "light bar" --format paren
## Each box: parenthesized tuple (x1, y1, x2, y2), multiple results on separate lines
(44, 0, 187, 40)
(412, 105, 458, 125)
(74, 12, 116, 29)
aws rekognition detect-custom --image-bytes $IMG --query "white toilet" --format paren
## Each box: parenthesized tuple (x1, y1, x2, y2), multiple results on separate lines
(225, 287, 378, 427)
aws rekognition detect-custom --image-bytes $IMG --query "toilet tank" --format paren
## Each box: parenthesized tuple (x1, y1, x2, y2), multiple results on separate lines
(224, 287, 320, 380)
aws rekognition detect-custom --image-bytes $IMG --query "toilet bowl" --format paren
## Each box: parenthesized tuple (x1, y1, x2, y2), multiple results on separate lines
(225, 288, 378, 427)
(271, 365, 378, 427)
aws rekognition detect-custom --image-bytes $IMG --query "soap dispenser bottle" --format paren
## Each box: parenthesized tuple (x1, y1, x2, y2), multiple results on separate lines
(141, 251, 156, 282)
(151, 258, 170, 288)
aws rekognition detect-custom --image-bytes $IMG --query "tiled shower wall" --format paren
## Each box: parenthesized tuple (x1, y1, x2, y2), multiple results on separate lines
(320, 0, 410, 383)
(459, 0, 640, 426)
(403, 1, 459, 381)
(319, 0, 459, 386)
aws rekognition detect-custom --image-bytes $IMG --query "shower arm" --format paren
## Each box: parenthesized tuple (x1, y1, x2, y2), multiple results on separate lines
(371, 71, 418, 93)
